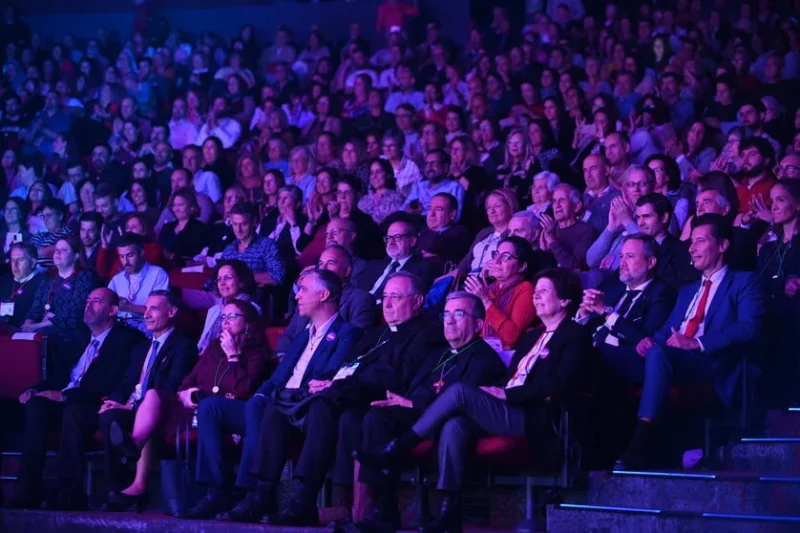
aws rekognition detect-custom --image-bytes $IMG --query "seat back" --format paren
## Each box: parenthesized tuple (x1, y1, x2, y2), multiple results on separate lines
(0, 334, 46, 399)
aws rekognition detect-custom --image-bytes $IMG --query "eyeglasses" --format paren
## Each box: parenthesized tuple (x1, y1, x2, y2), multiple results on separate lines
(324, 228, 351, 238)
(441, 310, 478, 321)
(491, 251, 519, 262)
(774, 165, 800, 175)
(216, 275, 237, 283)
(221, 312, 245, 321)
(381, 293, 415, 303)
(383, 234, 412, 243)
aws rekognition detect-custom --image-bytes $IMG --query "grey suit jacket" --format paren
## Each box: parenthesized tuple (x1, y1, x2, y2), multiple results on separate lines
(275, 283, 378, 356)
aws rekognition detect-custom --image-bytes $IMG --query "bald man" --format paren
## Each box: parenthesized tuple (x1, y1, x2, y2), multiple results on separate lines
(776, 154, 800, 180)
(9, 287, 145, 510)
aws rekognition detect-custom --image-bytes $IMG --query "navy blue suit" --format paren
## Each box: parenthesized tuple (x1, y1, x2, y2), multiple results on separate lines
(637, 268, 767, 419)
(195, 316, 362, 491)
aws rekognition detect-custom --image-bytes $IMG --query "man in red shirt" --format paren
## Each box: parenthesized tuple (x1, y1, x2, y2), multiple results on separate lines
(734, 137, 775, 216)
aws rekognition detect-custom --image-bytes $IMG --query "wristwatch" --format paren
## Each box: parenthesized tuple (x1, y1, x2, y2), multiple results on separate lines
(602, 306, 614, 317)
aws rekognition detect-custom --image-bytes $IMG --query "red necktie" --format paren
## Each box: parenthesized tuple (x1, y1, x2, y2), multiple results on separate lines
(683, 280, 713, 338)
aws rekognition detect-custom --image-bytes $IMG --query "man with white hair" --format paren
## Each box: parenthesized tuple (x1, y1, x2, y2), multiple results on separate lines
(539, 184, 597, 271)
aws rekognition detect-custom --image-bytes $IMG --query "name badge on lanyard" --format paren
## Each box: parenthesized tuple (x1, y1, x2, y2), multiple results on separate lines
(333, 362, 359, 381)
(0, 302, 14, 316)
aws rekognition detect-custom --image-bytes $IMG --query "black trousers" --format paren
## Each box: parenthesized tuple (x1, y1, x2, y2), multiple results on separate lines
(20, 397, 99, 496)
(98, 408, 136, 492)
(358, 406, 419, 486)
(249, 396, 365, 494)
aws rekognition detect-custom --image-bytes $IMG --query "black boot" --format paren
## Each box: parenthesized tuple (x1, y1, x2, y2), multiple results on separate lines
(100, 490, 148, 513)
(262, 481, 319, 526)
(614, 419, 654, 471)
(420, 493, 462, 533)
(353, 430, 423, 470)
(109, 420, 141, 466)
(216, 491, 265, 522)
(350, 484, 401, 533)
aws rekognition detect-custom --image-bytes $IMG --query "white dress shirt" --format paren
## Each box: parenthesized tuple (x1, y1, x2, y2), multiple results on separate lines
(285, 313, 338, 389)
(194, 170, 222, 203)
(130, 327, 174, 402)
(507, 330, 554, 389)
(369, 255, 412, 296)
(680, 266, 728, 346)
(195, 118, 242, 149)
(63, 326, 113, 391)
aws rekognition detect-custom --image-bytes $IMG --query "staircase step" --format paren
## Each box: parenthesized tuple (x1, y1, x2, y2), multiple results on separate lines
(547, 503, 800, 533)
(765, 409, 800, 437)
(587, 470, 800, 515)
(727, 439, 800, 473)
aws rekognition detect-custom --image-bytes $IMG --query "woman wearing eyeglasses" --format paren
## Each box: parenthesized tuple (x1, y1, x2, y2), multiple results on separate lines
(22, 235, 99, 343)
(464, 236, 538, 350)
(103, 300, 270, 513)
(198, 260, 260, 353)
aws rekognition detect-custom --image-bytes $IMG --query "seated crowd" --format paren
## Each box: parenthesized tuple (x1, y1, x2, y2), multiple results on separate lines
(0, 1, 798, 531)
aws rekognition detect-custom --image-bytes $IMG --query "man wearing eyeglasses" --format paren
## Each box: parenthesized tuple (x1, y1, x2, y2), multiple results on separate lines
(0, 242, 46, 328)
(257, 272, 443, 526)
(359, 220, 436, 303)
(775, 154, 800, 180)
(355, 291, 506, 532)
(403, 149, 465, 221)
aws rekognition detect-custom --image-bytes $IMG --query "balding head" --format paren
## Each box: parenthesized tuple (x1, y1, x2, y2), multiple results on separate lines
(84, 287, 119, 333)
(583, 154, 610, 192)
(777, 154, 800, 180)
(325, 217, 357, 249)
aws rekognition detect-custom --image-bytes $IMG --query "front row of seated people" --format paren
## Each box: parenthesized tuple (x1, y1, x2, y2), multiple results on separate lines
(5, 212, 764, 532)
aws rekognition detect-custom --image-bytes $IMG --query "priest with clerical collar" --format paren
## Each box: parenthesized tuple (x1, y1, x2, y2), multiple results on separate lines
(254, 271, 444, 527)
(351, 290, 507, 531)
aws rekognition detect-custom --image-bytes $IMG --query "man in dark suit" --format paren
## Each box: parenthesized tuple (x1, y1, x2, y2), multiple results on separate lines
(358, 219, 437, 303)
(0, 242, 46, 328)
(79, 212, 104, 272)
(186, 269, 362, 521)
(575, 234, 676, 366)
(418, 193, 471, 271)
(8, 288, 143, 510)
(615, 214, 768, 470)
(98, 290, 198, 501)
(276, 245, 377, 358)
(260, 271, 445, 526)
(355, 291, 507, 531)
(635, 193, 699, 289)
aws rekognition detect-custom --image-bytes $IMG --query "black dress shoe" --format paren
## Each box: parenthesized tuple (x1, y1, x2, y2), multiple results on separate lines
(216, 492, 275, 523)
(420, 494, 462, 533)
(109, 420, 141, 466)
(42, 491, 88, 511)
(101, 490, 148, 513)
(180, 495, 229, 520)
(353, 431, 422, 470)
(262, 503, 319, 526)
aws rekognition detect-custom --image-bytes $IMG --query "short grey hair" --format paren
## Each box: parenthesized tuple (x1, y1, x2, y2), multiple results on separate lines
(511, 210, 540, 230)
(554, 183, 582, 205)
(445, 291, 486, 320)
(622, 164, 656, 188)
(532, 171, 560, 192)
(385, 271, 425, 295)
(323, 243, 353, 268)
(301, 268, 342, 304)
(279, 184, 303, 205)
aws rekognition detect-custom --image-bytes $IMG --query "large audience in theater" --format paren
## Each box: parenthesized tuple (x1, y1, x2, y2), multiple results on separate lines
(0, 0, 798, 530)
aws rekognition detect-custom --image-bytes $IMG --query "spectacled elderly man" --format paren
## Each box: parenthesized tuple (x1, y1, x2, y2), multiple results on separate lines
(0, 242, 47, 328)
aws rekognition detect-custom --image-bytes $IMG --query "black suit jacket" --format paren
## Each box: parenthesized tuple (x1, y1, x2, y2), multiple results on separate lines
(109, 330, 199, 404)
(406, 339, 507, 412)
(357, 254, 437, 296)
(418, 225, 472, 270)
(32, 324, 145, 405)
(657, 234, 699, 289)
(322, 315, 446, 407)
(0, 272, 46, 328)
(504, 320, 593, 465)
(587, 277, 676, 346)
(84, 244, 100, 272)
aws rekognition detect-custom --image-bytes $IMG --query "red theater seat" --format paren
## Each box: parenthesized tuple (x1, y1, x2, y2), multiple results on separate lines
(265, 326, 286, 353)
(169, 270, 211, 291)
(0, 334, 46, 399)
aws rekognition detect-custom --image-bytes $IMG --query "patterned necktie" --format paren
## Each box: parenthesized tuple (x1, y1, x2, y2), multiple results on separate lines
(593, 290, 641, 346)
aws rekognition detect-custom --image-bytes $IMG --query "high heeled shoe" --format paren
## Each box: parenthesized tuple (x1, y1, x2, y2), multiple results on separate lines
(109, 420, 141, 466)
(101, 490, 149, 513)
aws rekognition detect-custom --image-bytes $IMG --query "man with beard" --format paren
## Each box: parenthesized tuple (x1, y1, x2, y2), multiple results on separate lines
(151, 141, 174, 201)
(402, 149, 466, 221)
(734, 137, 776, 216)
(418, 192, 471, 270)
(8, 288, 142, 510)
(90, 143, 127, 195)
(658, 72, 694, 131)
(737, 100, 782, 159)
(79, 212, 103, 270)
(576, 234, 676, 362)
(0, 95, 27, 151)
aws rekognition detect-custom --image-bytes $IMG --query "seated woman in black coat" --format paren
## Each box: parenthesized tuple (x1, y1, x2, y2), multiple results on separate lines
(355, 268, 591, 532)
(257, 184, 310, 262)
(158, 187, 208, 267)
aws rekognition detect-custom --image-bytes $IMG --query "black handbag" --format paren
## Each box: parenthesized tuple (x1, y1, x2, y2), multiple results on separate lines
(159, 420, 204, 516)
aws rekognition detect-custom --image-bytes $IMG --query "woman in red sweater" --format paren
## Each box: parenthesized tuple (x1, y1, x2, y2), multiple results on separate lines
(464, 236, 538, 350)
(96, 213, 165, 279)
